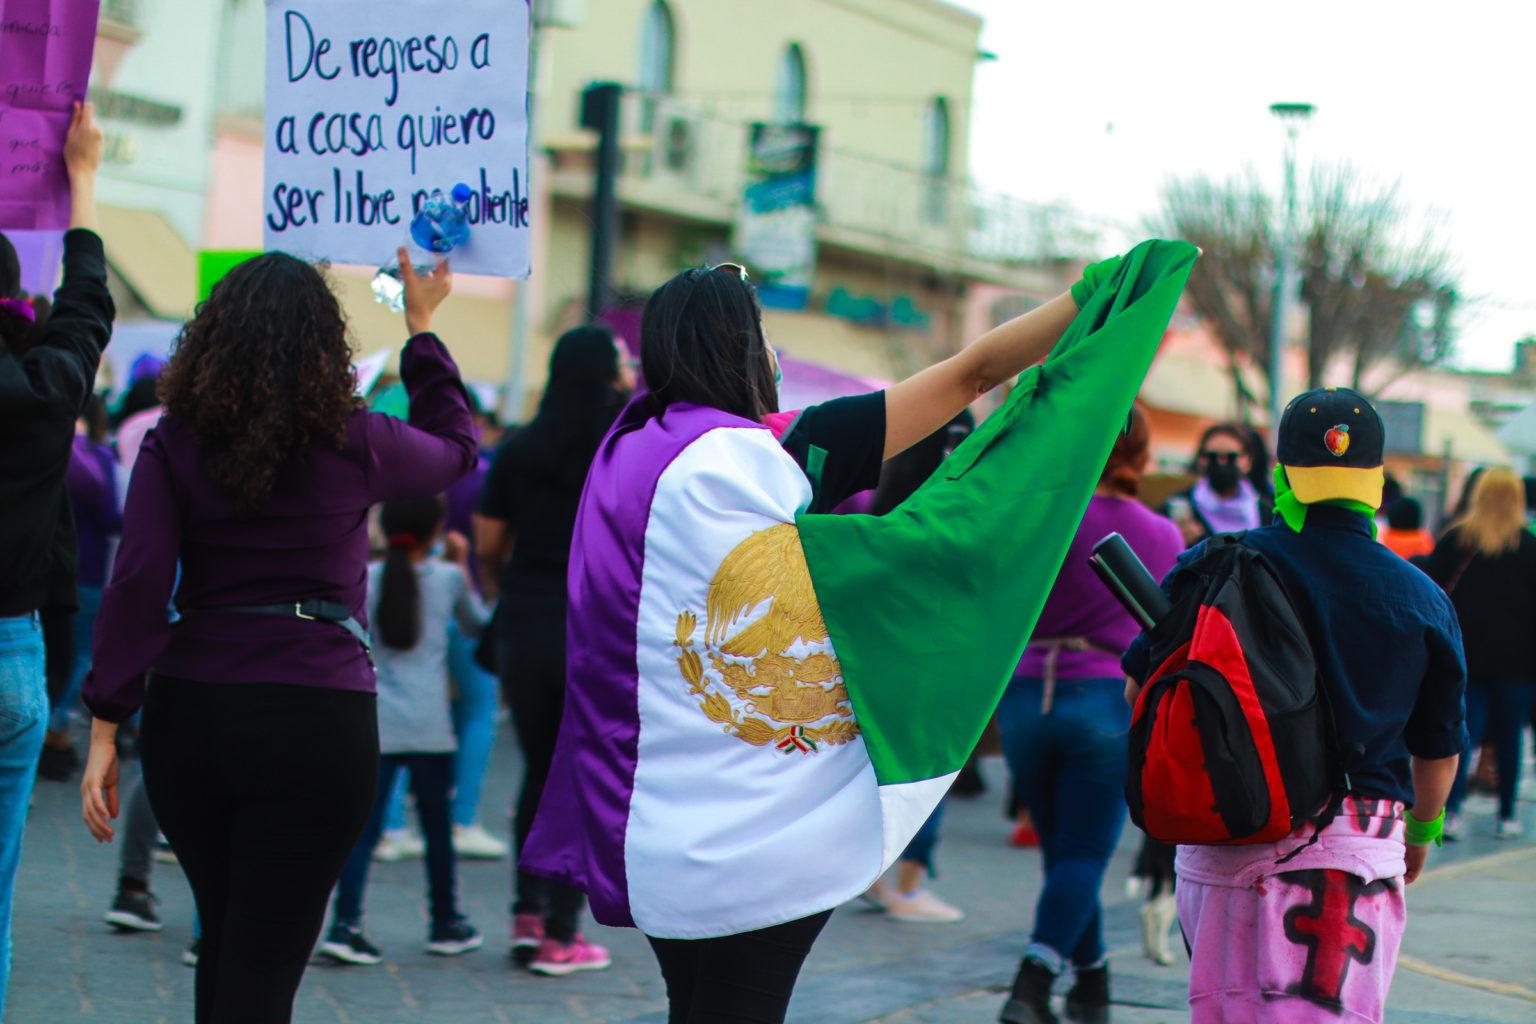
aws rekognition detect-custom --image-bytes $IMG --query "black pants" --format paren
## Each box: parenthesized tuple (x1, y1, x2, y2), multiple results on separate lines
(647, 911, 833, 1024)
(141, 676, 378, 1024)
(500, 614, 584, 942)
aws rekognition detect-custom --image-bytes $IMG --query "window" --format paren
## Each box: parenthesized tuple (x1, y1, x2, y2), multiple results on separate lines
(638, 0, 675, 132)
(921, 97, 951, 225)
(775, 43, 807, 124)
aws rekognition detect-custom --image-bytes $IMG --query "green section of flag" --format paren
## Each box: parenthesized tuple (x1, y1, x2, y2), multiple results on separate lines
(797, 239, 1198, 785)
(197, 249, 263, 305)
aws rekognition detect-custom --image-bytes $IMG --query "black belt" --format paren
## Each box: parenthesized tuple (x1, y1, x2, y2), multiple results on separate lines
(221, 599, 373, 663)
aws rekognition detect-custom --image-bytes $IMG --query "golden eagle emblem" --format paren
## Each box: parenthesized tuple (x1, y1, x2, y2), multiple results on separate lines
(674, 524, 860, 754)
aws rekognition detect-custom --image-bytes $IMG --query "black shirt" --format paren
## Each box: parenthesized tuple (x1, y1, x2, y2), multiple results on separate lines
(773, 391, 886, 514)
(1422, 526, 1536, 683)
(480, 428, 587, 592)
(0, 230, 115, 617)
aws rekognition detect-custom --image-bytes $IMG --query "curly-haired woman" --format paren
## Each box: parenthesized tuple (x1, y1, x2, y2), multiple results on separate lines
(80, 251, 476, 1023)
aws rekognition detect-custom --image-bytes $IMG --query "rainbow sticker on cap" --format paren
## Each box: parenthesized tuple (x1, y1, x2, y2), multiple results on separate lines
(1324, 423, 1350, 458)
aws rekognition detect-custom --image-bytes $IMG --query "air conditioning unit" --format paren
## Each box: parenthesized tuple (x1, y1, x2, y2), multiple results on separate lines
(658, 110, 701, 178)
(534, 0, 586, 29)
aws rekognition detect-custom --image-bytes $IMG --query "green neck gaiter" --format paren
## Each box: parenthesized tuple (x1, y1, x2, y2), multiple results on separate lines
(1273, 465, 1379, 539)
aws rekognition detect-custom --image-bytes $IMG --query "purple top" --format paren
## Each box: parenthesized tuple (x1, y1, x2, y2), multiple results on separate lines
(1017, 495, 1184, 681)
(84, 334, 477, 724)
(444, 450, 489, 539)
(66, 436, 121, 588)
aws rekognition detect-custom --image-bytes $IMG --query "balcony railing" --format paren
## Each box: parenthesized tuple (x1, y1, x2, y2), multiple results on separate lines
(612, 97, 1101, 271)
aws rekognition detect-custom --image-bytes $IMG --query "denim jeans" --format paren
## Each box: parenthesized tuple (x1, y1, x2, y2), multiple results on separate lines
(448, 621, 498, 827)
(48, 584, 102, 733)
(997, 676, 1129, 972)
(0, 614, 48, 1017)
(1449, 678, 1536, 820)
(334, 753, 459, 927)
(900, 801, 945, 874)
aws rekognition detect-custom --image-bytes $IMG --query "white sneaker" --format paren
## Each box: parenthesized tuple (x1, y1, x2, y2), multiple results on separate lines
(373, 829, 425, 862)
(882, 888, 964, 923)
(452, 823, 509, 860)
(1495, 817, 1524, 839)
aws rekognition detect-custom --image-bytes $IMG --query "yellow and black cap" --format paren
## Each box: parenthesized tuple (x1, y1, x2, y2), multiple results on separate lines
(1277, 386, 1386, 507)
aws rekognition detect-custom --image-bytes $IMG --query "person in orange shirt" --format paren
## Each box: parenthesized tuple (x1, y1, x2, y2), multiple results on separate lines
(1382, 497, 1435, 560)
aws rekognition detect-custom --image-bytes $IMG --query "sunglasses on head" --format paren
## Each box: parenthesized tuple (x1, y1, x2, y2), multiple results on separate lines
(675, 262, 750, 319)
(1200, 450, 1242, 465)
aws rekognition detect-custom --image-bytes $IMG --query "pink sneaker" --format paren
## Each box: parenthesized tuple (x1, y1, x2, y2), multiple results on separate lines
(510, 914, 544, 965)
(528, 934, 612, 976)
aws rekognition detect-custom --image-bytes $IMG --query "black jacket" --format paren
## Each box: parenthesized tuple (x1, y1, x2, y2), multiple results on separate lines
(0, 230, 114, 617)
(1423, 526, 1536, 683)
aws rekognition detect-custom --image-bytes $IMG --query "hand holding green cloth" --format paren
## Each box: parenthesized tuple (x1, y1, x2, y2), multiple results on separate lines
(797, 239, 1198, 785)
(1071, 253, 1124, 309)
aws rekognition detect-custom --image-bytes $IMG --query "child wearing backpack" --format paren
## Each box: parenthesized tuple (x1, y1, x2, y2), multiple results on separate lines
(1123, 388, 1466, 1024)
(319, 495, 489, 965)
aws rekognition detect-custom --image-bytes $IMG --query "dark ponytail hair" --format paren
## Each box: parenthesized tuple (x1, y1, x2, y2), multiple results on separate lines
(520, 325, 624, 489)
(640, 266, 777, 420)
(376, 495, 445, 652)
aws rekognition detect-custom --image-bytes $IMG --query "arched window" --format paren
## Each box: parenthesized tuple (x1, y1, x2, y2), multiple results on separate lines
(774, 43, 807, 124)
(638, 0, 675, 132)
(921, 96, 951, 225)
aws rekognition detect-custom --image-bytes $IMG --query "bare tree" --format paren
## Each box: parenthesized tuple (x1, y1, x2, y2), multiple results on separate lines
(1150, 164, 1458, 413)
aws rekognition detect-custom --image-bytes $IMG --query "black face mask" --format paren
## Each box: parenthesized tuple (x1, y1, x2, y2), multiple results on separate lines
(1204, 460, 1242, 493)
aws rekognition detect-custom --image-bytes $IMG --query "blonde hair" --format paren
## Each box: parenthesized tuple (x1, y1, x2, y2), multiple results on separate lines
(1456, 466, 1527, 557)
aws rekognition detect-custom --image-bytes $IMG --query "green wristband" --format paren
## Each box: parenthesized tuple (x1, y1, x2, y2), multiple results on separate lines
(1405, 807, 1444, 848)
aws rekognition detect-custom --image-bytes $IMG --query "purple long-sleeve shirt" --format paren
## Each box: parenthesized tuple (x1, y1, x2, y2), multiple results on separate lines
(66, 436, 122, 588)
(1016, 494, 1185, 681)
(84, 333, 477, 723)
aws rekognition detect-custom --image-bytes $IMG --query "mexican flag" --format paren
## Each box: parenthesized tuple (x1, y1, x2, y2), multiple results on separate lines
(523, 239, 1198, 939)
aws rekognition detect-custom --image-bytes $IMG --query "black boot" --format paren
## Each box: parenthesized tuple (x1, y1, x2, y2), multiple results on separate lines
(1064, 963, 1110, 1024)
(999, 957, 1059, 1024)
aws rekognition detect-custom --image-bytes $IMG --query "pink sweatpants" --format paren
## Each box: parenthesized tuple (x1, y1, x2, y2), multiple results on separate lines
(1178, 868, 1406, 1023)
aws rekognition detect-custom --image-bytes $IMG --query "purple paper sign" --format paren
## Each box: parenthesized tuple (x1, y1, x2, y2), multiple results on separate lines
(0, 0, 101, 230)
(6, 228, 64, 294)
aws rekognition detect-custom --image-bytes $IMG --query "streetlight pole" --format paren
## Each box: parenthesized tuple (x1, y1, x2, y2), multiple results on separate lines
(1268, 102, 1314, 448)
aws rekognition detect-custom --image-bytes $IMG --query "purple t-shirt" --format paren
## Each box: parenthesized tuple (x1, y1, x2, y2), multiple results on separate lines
(1016, 494, 1184, 682)
(84, 334, 477, 723)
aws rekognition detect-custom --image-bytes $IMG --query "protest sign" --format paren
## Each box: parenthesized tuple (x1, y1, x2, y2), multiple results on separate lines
(734, 123, 819, 310)
(263, 0, 531, 278)
(8, 228, 64, 294)
(0, 0, 99, 230)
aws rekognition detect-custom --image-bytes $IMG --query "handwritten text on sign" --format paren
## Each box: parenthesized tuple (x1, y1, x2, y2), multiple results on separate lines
(0, 0, 100, 231)
(263, 0, 531, 278)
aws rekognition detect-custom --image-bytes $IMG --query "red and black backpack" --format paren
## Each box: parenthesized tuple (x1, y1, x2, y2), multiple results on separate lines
(1126, 535, 1343, 846)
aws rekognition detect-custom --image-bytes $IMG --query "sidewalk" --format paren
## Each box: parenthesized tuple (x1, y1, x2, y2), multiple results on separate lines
(11, 752, 1534, 1022)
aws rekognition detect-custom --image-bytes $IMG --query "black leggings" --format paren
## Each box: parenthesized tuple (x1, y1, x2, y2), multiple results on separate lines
(647, 911, 833, 1024)
(141, 676, 378, 1024)
(500, 620, 584, 942)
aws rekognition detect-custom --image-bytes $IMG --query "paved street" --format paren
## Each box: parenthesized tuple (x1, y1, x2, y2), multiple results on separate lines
(13, 747, 1536, 1023)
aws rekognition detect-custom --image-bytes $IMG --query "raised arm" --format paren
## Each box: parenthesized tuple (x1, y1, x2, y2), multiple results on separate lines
(880, 255, 1122, 461)
(365, 254, 477, 501)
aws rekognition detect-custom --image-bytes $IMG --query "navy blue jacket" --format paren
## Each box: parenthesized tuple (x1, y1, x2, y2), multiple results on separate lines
(1125, 506, 1467, 805)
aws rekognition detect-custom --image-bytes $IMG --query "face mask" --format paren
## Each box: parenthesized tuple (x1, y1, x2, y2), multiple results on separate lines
(1204, 460, 1242, 493)
(772, 352, 783, 406)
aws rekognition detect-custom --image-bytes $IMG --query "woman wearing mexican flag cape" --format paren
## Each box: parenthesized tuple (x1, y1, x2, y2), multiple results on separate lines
(521, 241, 1198, 1017)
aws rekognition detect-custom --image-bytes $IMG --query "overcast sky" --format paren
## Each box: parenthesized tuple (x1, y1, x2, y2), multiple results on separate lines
(958, 0, 1534, 371)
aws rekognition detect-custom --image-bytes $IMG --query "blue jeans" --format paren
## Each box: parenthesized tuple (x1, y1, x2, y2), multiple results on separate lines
(1449, 678, 1536, 820)
(334, 753, 459, 927)
(49, 584, 101, 733)
(448, 622, 498, 827)
(997, 677, 1129, 972)
(0, 615, 48, 1016)
(900, 801, 945, 874)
